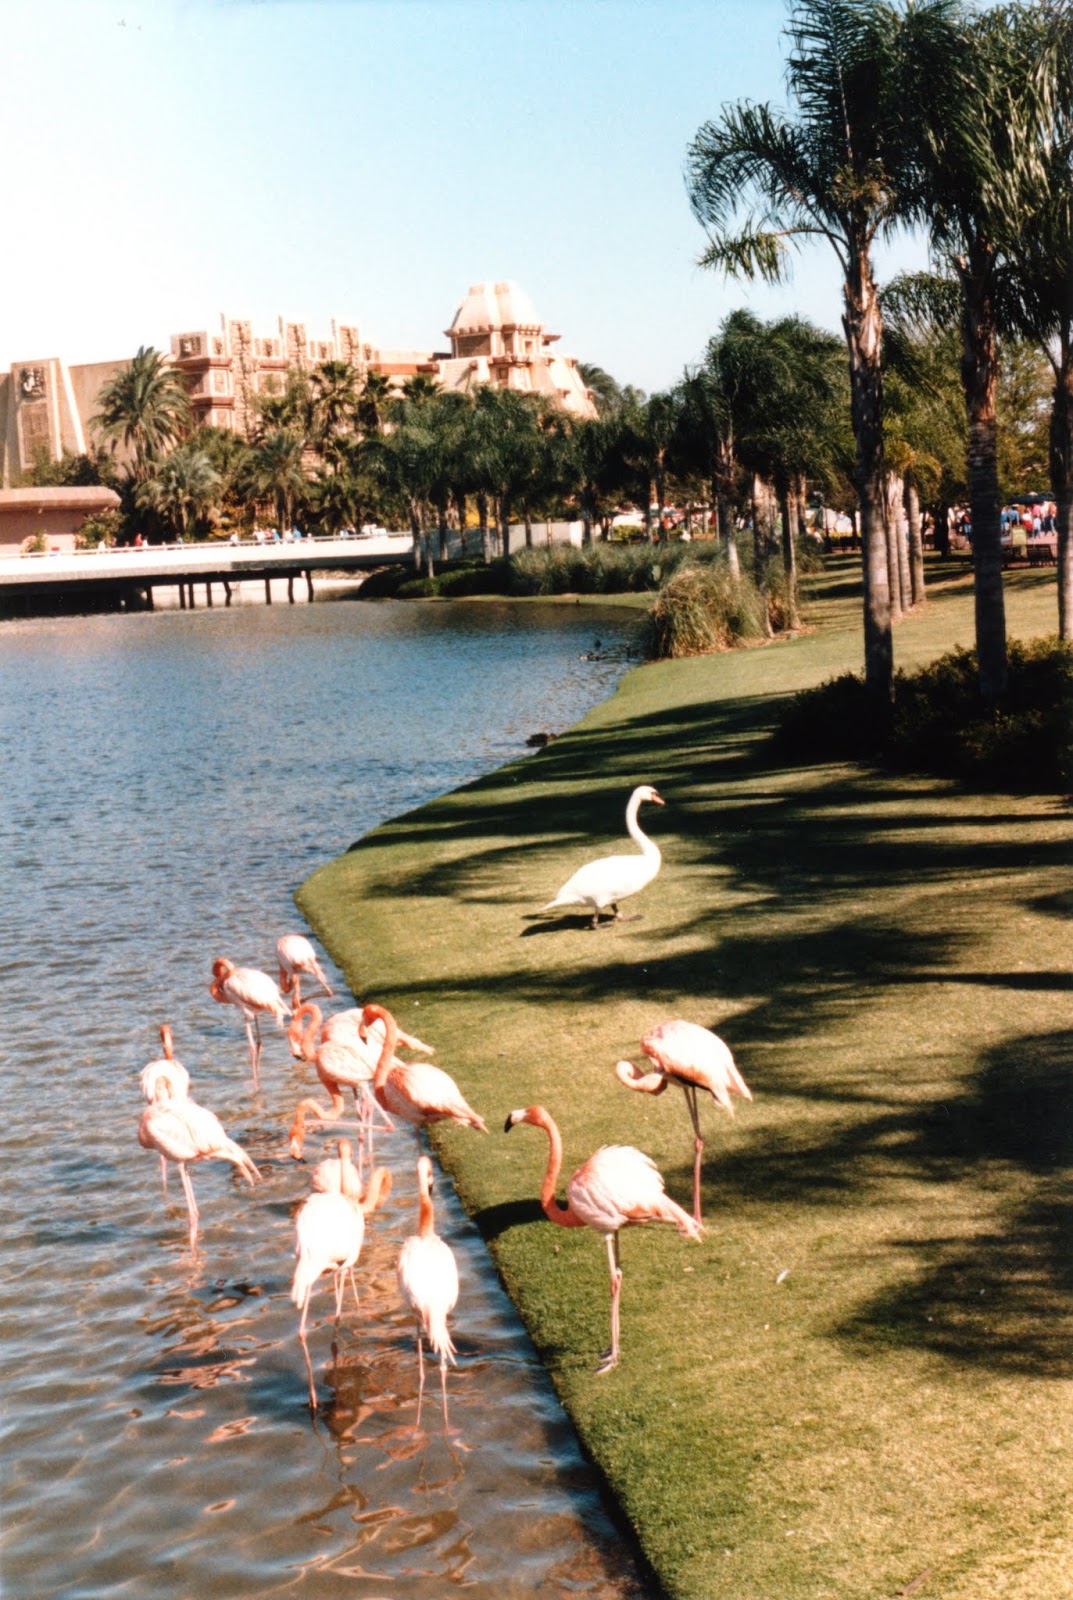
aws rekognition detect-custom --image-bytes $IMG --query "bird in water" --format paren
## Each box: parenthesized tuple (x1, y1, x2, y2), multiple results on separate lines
(276, 933, 333, 1010)
(360, 1002, 488, 1136)
(139, 1023, 191, 1196)
(209, 957, 291, 1085)
(615, 1019, 751, 1225)
(138, 1076, 260, 1249)
(287, 1002, 434, 1160)
(504, 1103, 701, 1373)
(538, 784, 665, 928)
(397, 1154, 460, 1428)
(290, 1152, 392, 1410)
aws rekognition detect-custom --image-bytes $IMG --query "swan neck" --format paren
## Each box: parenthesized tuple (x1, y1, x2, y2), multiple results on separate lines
(626, 794, 658, 858)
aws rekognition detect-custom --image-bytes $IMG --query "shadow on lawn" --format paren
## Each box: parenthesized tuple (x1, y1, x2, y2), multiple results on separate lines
(832, 1029, 1073, 1377)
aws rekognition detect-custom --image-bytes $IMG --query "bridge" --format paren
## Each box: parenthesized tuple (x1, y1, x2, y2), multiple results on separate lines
(0, 533, 416, 617)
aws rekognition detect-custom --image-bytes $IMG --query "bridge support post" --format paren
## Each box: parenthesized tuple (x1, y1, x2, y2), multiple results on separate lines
(264, 577, 272, 604)
(306, 569, 314, 601)
(287, 575, 295, 603)
(178, 582, 186, 610)
(206, 582, 213, 607)
(223, 580, 232, 607)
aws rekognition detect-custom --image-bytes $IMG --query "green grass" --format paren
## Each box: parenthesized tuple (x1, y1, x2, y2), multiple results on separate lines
(298, 557, 1072, 1600)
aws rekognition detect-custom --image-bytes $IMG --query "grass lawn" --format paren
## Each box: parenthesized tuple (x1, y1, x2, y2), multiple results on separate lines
(298, 557, 1072, 1600)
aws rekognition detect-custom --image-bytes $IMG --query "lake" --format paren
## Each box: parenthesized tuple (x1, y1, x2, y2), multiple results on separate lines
(0, 597, 652, 1599)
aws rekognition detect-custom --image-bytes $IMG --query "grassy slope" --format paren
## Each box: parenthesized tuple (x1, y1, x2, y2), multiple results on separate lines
(298, 560, 1072, 1600)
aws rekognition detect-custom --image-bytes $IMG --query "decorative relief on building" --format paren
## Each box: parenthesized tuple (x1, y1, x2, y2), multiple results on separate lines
(18, 367, 46, 402)
(178, 336, 202, 358)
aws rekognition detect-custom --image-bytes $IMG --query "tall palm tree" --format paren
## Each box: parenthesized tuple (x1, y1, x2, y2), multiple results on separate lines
(356, 371, 393, 436)
(94, 346, 192, 485)
(904, 1, 1063, 694)
(686, 0, 960, 711)
(239, 429, 308, 537)
(138, 446, 221, 542)
(308, 360, 359, 464)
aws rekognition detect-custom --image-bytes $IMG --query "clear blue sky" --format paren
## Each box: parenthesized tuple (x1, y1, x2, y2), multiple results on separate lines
(4, 0, 926, 392)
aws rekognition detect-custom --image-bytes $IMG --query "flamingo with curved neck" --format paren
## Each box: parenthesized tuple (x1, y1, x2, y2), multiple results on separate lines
(140, 1023, 192, 1195)
(539, 784, 665, 929)
(360, 1003, 487, 1135)
(615, 1019, 751, 1225)
(276, 933, 333, 1009)
(504, 1103, 701, 1373)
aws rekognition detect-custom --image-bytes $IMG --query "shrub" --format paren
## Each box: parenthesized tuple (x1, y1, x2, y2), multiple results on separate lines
(639, 562, 768, 659)
(774, 639, 1073, 792)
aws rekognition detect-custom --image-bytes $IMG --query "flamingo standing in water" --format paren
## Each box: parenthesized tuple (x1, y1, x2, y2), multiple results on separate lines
(615, 1019, 751, 1225)
(360, 1002, 488, 1136)
(210, 958, 290, 1085)
(538, 784, 665, 928)
(138, 1078, 260, 1248)
(397, 1155, 459, 1427)
(504, 1104, 701, 1372)
(277, 934, 333, 1010)
(139, 1023, 191, 1195)
(287, 1002, 433, 1160)
(290, 1155, 392, 1410)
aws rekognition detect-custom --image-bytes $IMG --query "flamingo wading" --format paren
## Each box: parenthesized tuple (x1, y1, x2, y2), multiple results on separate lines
(504, 1104, 701, 1373)
(359, 1002, 488, 1136)
(615, 1019, 751, 1224)
(139, 1023, 191, 1196)
(290, 1156, 392, 1409)
(210, 958, 290, 1085)
(539, 784, 665, 928)
(397, 1155, 460, 1427)
(138, 1079, 260, 1248)
(276, 933, 333, 1009)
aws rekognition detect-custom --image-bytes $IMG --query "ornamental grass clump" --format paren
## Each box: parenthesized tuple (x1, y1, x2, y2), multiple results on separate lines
(640, 562, 767, 658)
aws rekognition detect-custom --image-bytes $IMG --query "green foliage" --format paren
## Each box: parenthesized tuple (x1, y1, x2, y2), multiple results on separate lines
(74, 509, 122, 549)
(507, 541, 696, 596)
(640, 561, 768, 658)
(776, 638, 1073, 790)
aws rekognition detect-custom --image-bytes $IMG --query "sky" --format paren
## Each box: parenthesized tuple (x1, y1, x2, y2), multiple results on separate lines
(3, 0, 928, 393)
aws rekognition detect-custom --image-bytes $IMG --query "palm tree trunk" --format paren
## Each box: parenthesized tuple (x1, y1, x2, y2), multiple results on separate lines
(1050, 353, 1073, 641)
(843, 255, 893, 712)
(777, 479, 798, 628)
(958, 258, 1007, 700)
(478, 492, 492, 563)
(905, 479, 925, 607)
(437, 498, 449, 564)
(499, 496, 510, 559)
(714, 475, 740, 580)
(752, 476, 773, 637)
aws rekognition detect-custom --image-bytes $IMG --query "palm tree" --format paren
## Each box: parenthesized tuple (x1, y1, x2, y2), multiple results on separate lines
(138, 446, 221, 543)
(686, 0, 960, 711)
(308, 360, 359, 464)
(94, 346, 192, 485)
(904, 2, 1063, 694)
(239, 429, 308, 537)
(356, 371, 393, 436)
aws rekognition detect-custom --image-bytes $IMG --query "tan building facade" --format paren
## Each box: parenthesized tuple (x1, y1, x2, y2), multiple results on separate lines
(1, 283, 595, 484)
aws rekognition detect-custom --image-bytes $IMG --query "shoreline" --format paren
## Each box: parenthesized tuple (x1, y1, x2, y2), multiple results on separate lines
(297, 562, 1070, 1600)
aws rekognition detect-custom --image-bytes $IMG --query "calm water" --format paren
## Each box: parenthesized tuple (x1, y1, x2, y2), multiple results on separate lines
(0, 598, 651, 1599)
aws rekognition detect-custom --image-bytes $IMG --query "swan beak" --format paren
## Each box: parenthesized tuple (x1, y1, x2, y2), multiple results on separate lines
(650, 790, 666, 805)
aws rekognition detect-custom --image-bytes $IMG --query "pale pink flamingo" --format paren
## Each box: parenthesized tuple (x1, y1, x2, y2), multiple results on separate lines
(397, 1154, 459, 1428)
(359, 1002, 488, 1137)
(615, 1019, 751, 1224)
(504, 1104, 701, 1373)
(290, 1159, 392, 1410)
(138, 1079, 260, 1248)
(539, 784, 665, 928)
(276, 933, 333, 1009)
(210, 957, 291, 1085)
(139, 1023, 191, 1195)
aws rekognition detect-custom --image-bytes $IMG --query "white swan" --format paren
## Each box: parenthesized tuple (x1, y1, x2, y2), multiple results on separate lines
(539, 784, 665, 928)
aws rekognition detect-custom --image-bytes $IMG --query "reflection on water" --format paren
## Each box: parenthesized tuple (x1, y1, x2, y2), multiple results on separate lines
(0, 601, 650, 1599)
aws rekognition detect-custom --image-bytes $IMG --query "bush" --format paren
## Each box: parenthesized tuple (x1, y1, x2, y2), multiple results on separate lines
(639, 562, 768, 659)
(507, 540, 722, 597)
(774, 639, 1073, 792)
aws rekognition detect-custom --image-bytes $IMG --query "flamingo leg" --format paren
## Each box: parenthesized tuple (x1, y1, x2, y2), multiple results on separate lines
(298, 1313, 318, 1410)
(415, 1329, 426, 1427)
(292, 974, 303, 1010)
(241, 1014, 260, 1084)
(597, 1232, 622, 1375)
(178, 1162, 199, 1248)
(684, 1083, 704, 1225)
(439, 1353, 450, 1431)
(333, 1269, 346, 1323)
(159, 1153, 169, 1198)
(348, 1267, 360, 1314)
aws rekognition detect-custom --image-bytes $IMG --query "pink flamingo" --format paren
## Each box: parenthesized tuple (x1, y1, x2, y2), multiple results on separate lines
(360, 1002, 488, 1137)
(615, 1019, 751, 1224)
(138, 1078, 260, 1248)
(397, 1154, 460, 1427)
(504, 1104, 702, 1373)
(287, 1002, 435, 1159)
(290, 1157, 392, 1410)
(139, 1023, 191, 1195)
(210, 957, 291, 1085)
(277, 933, 333, 1009)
